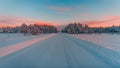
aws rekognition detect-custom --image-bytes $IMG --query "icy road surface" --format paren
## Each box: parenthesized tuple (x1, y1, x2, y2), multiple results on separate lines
(0, 34, 120, 68)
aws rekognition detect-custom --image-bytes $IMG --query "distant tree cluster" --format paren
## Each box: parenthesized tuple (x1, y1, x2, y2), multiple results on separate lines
(92, 25, 120, 34)
(62, 23, 92, 34)
(0, 23, 58, 35)
(62, 23, 120, 34)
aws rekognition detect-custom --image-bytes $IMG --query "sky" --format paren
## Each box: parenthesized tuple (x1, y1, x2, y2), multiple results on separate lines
(0, 0, 120, 27)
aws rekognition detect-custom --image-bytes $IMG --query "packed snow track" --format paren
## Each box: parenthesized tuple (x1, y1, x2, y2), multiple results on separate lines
(0, 33, 120, 68)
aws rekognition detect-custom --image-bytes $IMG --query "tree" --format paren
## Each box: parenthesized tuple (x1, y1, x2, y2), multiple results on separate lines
(84, 24, 89, 33)
(7, 27, 10, 37)
(21, 23, 29, 36)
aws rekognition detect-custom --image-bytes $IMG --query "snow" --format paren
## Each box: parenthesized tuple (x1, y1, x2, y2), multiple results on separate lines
(0, 33, 120, 68)
(0, 34, 56, 58)
(70, 34, 120, 52)
(0, 33, 50, 48)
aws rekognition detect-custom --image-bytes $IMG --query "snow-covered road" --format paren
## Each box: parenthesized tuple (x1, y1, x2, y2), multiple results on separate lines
(0, 34, 120, 68)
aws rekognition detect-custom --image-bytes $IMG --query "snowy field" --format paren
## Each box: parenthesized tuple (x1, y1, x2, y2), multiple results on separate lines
(0, 33, 50, 48)
(70, 34, 120, 52)
(0, 33, 120, 68)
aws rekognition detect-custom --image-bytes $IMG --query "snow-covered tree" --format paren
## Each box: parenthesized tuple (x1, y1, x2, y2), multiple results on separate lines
(21, 23, 29, 36)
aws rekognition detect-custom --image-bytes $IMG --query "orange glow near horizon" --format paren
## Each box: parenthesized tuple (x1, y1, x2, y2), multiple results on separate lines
(89, 23, 120, 27)
(0, 16, 59, 28)
(88, 21, 120, 27)
(35, 21, 54, 26)
(0, 23, 16, 28)
(1, 15, 120, 28)
(0, 21, 58, 28)
(1, 21, 120, 28)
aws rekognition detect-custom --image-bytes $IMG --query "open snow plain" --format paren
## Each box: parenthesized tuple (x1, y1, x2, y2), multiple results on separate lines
(0, 33, 120, 68)
(71, 34, 120, 52)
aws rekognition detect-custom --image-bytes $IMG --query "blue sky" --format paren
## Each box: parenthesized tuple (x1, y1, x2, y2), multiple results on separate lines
(0, 0, 120, 26)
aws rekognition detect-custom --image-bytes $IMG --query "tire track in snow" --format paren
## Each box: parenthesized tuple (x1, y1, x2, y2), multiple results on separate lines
(65, 34, 119, 68)
(61, 34, 80, 68)
(0, 34, 56, 58)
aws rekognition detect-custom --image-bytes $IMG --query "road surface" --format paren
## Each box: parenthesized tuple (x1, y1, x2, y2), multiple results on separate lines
(0, 34, 119, 68)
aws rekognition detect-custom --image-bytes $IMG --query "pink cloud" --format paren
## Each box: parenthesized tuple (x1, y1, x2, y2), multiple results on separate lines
(84, 15, 120, 27)
(0, 16, 52, 27)
(0, 17, 33, 26)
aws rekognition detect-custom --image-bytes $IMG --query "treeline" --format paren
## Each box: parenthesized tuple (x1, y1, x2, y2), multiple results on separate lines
(0, 23, 58, 35)
(62, 23, 120, 34)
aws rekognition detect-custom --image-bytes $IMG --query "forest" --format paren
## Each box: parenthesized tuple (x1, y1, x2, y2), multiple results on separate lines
(1, 23, 120, 35)
(62, 23, 120, 34)
(0, 23, 58, 36)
